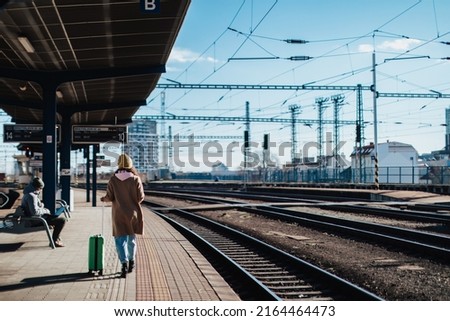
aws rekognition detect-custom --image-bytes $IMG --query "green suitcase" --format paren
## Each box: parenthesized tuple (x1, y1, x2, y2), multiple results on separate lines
(88, 234, 104, 275)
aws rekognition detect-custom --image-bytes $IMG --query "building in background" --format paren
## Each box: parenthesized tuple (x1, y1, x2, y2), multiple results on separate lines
(125, 119, 159, 181)
(351, 141, 419, 184)
(0, 110, 19, 179)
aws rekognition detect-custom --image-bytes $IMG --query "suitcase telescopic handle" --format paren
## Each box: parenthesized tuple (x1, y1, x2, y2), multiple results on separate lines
(101, 202, 105, 236)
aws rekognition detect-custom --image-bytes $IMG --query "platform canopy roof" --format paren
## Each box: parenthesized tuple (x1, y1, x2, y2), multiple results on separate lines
(0, 0, 190, 125)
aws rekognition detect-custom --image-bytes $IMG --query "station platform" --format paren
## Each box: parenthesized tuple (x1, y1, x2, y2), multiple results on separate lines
(0, 188, 239, 301)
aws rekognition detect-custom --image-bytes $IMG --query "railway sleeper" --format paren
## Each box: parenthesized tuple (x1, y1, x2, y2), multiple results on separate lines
(270, 284, 314, 290)
(236, 259, 278, 265)
(218, 245, 251, 250)
(255, 274, 299, 280)
(278, 290, 325, 299)
(250, 270, 291, 276)
(240, 265, 282, 271)
(234, 260, 274, 266)
(207, 240, 242, 246)
(229, 256, 268, 261)
(262, 278, 306, 284)
(239, 262, 278, 268)
(284, 296, 334, 301)
(228, 258, 274, 266)
(223, 249, 255, 254)
(226, 253, 263, 259)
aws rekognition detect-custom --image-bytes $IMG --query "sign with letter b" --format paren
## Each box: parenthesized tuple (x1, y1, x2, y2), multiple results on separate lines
(141, 0, 160, 13)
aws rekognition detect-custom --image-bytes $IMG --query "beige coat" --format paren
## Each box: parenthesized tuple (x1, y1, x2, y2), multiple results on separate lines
(103, 174, 145, 237)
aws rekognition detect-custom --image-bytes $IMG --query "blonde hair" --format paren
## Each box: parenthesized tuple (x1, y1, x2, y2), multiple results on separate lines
(117, 154, 133, 169)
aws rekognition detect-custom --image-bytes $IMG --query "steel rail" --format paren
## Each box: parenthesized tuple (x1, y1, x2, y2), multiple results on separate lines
(147, 201, 382, 301)
(147, 188, 450, 224)
(146, 190, 450, 262)
(247, 205, 450, 261)
(149, 207, 281, 301)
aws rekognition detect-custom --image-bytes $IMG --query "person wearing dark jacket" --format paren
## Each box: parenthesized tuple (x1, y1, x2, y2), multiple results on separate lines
(101, 154, 145, 278)
(21, 177, 67, 247)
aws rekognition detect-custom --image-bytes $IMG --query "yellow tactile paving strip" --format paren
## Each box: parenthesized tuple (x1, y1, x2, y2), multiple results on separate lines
(137, 208, 239, 300)
(136, 234, 172, 300)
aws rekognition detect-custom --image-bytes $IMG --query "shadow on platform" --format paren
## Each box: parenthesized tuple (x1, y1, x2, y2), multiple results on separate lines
(0, 272, 120, 293)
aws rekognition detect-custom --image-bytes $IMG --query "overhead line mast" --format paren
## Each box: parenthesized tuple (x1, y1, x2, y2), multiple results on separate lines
(289, 104, 300, 164)
(315, 97, 329, 168)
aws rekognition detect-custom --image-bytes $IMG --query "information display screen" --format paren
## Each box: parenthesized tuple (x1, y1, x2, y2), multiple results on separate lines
(72, 125, 128, 144)
(3, 124, 61, 143)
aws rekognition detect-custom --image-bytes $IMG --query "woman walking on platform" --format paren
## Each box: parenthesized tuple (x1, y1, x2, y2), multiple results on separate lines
(101, 154, 145, 278)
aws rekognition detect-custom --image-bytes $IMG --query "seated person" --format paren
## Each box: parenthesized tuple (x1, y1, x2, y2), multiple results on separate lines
(21, 177, 67, 247)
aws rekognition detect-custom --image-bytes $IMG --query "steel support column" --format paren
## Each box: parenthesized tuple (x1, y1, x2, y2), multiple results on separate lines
(92, 145, 98, 207)
(42, 84, 58, 215)
(60, 110, 72, 208)
(85, 146, 91, 202)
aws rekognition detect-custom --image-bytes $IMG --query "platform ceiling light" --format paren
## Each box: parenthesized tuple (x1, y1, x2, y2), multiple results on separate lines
(17, 35, 35, 53)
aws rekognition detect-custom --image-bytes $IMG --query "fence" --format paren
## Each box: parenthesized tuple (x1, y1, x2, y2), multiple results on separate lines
(172, 165, 450, 185)
(255, 166, 450, 185)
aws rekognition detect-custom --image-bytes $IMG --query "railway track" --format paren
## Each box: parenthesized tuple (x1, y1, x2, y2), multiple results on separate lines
(145, 201, 382, 301)
(148, 188, 450, 225)
(149, 185, 375, 203)
(145, 190, 450, 263)
(243, 204, 450, 262)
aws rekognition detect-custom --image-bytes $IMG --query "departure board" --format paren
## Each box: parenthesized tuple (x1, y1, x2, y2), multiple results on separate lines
(72, 125, 128, 144)
(3, 124, 60, 143)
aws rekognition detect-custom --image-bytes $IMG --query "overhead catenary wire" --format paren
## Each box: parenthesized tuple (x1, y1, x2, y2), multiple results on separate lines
(164, 0, 279, 111)
(153, 0, 450, 155)
(157, 1, 425, 115)
(163, 0, 428, 111)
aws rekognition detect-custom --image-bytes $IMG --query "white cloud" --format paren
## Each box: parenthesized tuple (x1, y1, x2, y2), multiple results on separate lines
(358, 38, 422, 53)
(168, 47, 218, 64)
(377, 38, 422, 51)
(358, 44, 374, 53)
(166, 66, 182, 72)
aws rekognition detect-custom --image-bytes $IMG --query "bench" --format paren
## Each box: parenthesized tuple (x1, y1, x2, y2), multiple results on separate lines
(1, 208, 55, 249)
(0, 202, 70, 249)
(56, 199, 71, 219)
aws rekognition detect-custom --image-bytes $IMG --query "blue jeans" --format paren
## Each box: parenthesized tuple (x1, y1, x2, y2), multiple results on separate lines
(114, 235, 136, 264)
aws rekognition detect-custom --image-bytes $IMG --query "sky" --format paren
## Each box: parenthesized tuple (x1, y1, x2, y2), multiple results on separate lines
(3, 0, 448, 174)
(137, 0, 450, 172)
